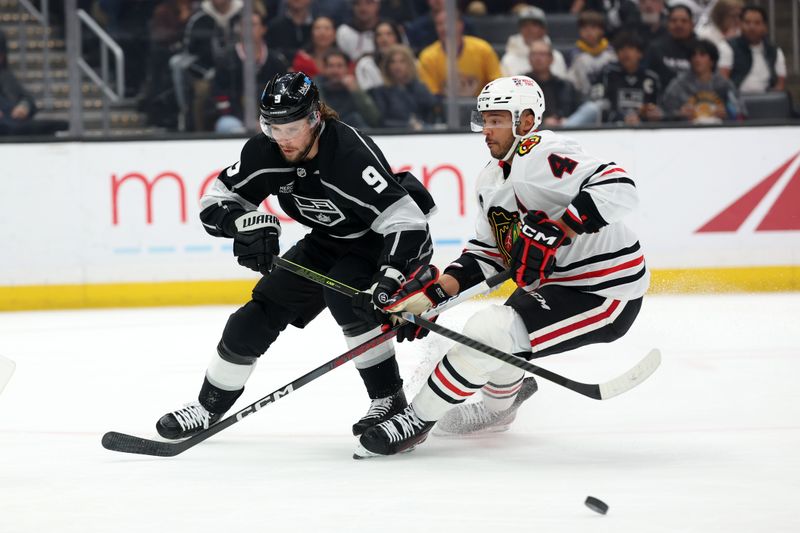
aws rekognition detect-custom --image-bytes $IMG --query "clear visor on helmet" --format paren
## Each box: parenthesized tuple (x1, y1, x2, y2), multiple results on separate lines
(260, 110, 320, 141)
(469, 109, 515, 132)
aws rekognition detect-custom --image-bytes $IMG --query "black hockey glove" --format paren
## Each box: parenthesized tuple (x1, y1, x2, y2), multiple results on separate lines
(352, 267, 405, 326)
(510, 211, 570, 287)
(385, 265, 449, 342)
(231, 211, 281, 275)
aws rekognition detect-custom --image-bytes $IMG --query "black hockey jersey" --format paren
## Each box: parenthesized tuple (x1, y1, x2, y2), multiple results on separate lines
(592, 63, 661, 122)
(200, 119, 435, 274)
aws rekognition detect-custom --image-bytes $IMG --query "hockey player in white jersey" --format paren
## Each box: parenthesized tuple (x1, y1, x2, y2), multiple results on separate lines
(355, 75, 650, 457)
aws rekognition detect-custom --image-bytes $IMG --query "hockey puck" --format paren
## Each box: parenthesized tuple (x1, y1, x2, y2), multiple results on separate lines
(584, 496, 609, 515)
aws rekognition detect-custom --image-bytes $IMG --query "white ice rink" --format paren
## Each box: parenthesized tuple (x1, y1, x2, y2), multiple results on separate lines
(1, 293, 799, 533)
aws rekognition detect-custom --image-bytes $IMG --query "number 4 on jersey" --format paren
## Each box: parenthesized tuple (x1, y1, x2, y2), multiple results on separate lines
(547, 154, 578, 178)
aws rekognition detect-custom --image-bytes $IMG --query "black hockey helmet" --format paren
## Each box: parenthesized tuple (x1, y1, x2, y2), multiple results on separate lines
(259, 72, 320, 125)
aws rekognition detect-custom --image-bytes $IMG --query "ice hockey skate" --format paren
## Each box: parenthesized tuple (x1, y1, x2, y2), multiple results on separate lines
(353, 404, 435, 458)
(352, 388, 408, 436)
(433, 377, 538, 436)
(156, 401, 223, 440)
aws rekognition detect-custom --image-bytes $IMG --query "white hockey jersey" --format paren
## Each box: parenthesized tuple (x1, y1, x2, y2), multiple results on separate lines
(452, 130, 649, 301)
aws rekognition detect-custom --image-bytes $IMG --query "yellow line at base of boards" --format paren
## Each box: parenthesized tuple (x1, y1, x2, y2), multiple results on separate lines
(1, 266, 798, 312)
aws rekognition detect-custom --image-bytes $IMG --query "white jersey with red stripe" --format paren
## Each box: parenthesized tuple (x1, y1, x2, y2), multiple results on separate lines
(457, 129, 649, 300)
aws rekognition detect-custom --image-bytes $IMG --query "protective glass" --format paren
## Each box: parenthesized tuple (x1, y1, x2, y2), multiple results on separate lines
(260, 111, 320, 141)
(470, 110, 514, 133)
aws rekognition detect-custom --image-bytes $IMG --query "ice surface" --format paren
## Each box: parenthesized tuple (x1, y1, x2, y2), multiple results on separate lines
(1, 294, 799, 533)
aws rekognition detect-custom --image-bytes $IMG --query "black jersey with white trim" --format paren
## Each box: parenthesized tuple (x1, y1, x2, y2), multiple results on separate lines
(200, 120, 434, 273)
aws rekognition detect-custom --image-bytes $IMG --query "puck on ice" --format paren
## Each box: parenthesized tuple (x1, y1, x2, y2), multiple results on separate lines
(584, 496, 609, 515)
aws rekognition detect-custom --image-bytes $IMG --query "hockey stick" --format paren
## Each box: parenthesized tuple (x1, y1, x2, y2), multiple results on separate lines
(101, 269, 512, 457)
(276, 258, 659, 399)
(274, 258, 660, 400)
(272, 256, 362, 297)
(401, 313, 661, 401)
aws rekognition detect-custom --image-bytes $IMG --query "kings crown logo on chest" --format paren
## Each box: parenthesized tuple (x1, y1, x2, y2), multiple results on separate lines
(488, 207, 521, 266)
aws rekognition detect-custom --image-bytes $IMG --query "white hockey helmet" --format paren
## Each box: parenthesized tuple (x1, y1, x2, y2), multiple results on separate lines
(471, 76, 546, 160)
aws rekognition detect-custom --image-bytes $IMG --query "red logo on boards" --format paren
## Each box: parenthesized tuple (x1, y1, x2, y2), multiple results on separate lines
(696, 151, 800, 232)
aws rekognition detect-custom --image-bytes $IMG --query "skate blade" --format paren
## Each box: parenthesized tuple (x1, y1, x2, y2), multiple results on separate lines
(432, 424, 511, 438)
(352, 443, 418, 460)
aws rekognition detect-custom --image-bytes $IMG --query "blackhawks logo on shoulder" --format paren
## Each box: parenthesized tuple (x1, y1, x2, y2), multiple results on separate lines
(516, 135, 541, 157)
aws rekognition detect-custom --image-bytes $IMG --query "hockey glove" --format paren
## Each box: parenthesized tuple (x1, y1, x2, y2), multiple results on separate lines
(232, 211, 281, 275)
(351, 267, 405, 326)
(510, 211, 570, 287)
(385, 265, 449, 342)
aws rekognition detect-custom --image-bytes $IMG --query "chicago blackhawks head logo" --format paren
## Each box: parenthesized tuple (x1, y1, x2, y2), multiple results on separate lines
(488, 207, 521, 266)
(516, 135, 541, 157)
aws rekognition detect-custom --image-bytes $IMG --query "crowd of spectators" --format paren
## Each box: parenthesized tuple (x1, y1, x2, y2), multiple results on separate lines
(0, 0, 795, 137)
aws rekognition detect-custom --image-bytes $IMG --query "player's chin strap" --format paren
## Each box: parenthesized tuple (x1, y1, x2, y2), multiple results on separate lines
(500, 110, 539, 162)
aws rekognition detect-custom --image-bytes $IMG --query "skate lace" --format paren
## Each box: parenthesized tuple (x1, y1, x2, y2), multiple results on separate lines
(461, 403, 496, 426)
(378, 406, 426, 443)
(171, 402, 210, 431)
(363, 396, 393, 420)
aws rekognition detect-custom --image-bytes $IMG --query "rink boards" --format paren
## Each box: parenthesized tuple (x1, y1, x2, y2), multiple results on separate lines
(1, 125, 798, 310)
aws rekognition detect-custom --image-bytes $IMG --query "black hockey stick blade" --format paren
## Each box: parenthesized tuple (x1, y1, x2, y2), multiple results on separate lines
(403, 313, 660, 400)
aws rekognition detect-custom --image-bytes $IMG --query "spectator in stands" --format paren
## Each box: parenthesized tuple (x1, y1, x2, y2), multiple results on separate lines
(592, 32, 662, 124)
(337, 0, 381, 61)
(267, 0, 313, 60)
(212, 12, 289, 133)
(369, 44, 440, 129)
(644, 4, 697, 88)
(566, 11, 615, 96)
(0, 31, 67, 136)
(525, 40, 592, 127)
(317, 48, 381, 128)
(379, 0, 420, 24)
(663, 38, 743, 122)
(291, 16, 338, 77)
(355, 20, 405, 91)
(718, 5, 786, 94)
(141, 0, 193, 129)
(417, 9, 502, 97)
(184, 0, 244, 131)
(695, 0, 741, 59)
(570, 0, 640, 39)
(501, 6, 567, 78)
(315, 0, 351, 24)
(405, 0, 476, 53)
(635, 0, 668, 49)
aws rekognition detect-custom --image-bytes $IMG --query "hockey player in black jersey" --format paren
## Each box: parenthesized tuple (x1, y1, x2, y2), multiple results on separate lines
(156, 72, 435, 443)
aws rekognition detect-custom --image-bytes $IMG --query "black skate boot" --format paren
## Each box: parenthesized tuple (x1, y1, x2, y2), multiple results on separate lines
(354, 404, 435, 458)
(156, 401, 223, 440)
(352, 388, 408, 436)
(433, 377, 538, 436)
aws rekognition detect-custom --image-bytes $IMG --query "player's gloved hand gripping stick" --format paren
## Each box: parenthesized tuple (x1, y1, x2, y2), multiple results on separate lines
(101, 262, 511, 457)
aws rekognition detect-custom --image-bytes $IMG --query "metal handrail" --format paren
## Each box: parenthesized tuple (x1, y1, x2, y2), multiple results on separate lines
(15, 0, 52, 109)
(76, 9, 125, 101)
